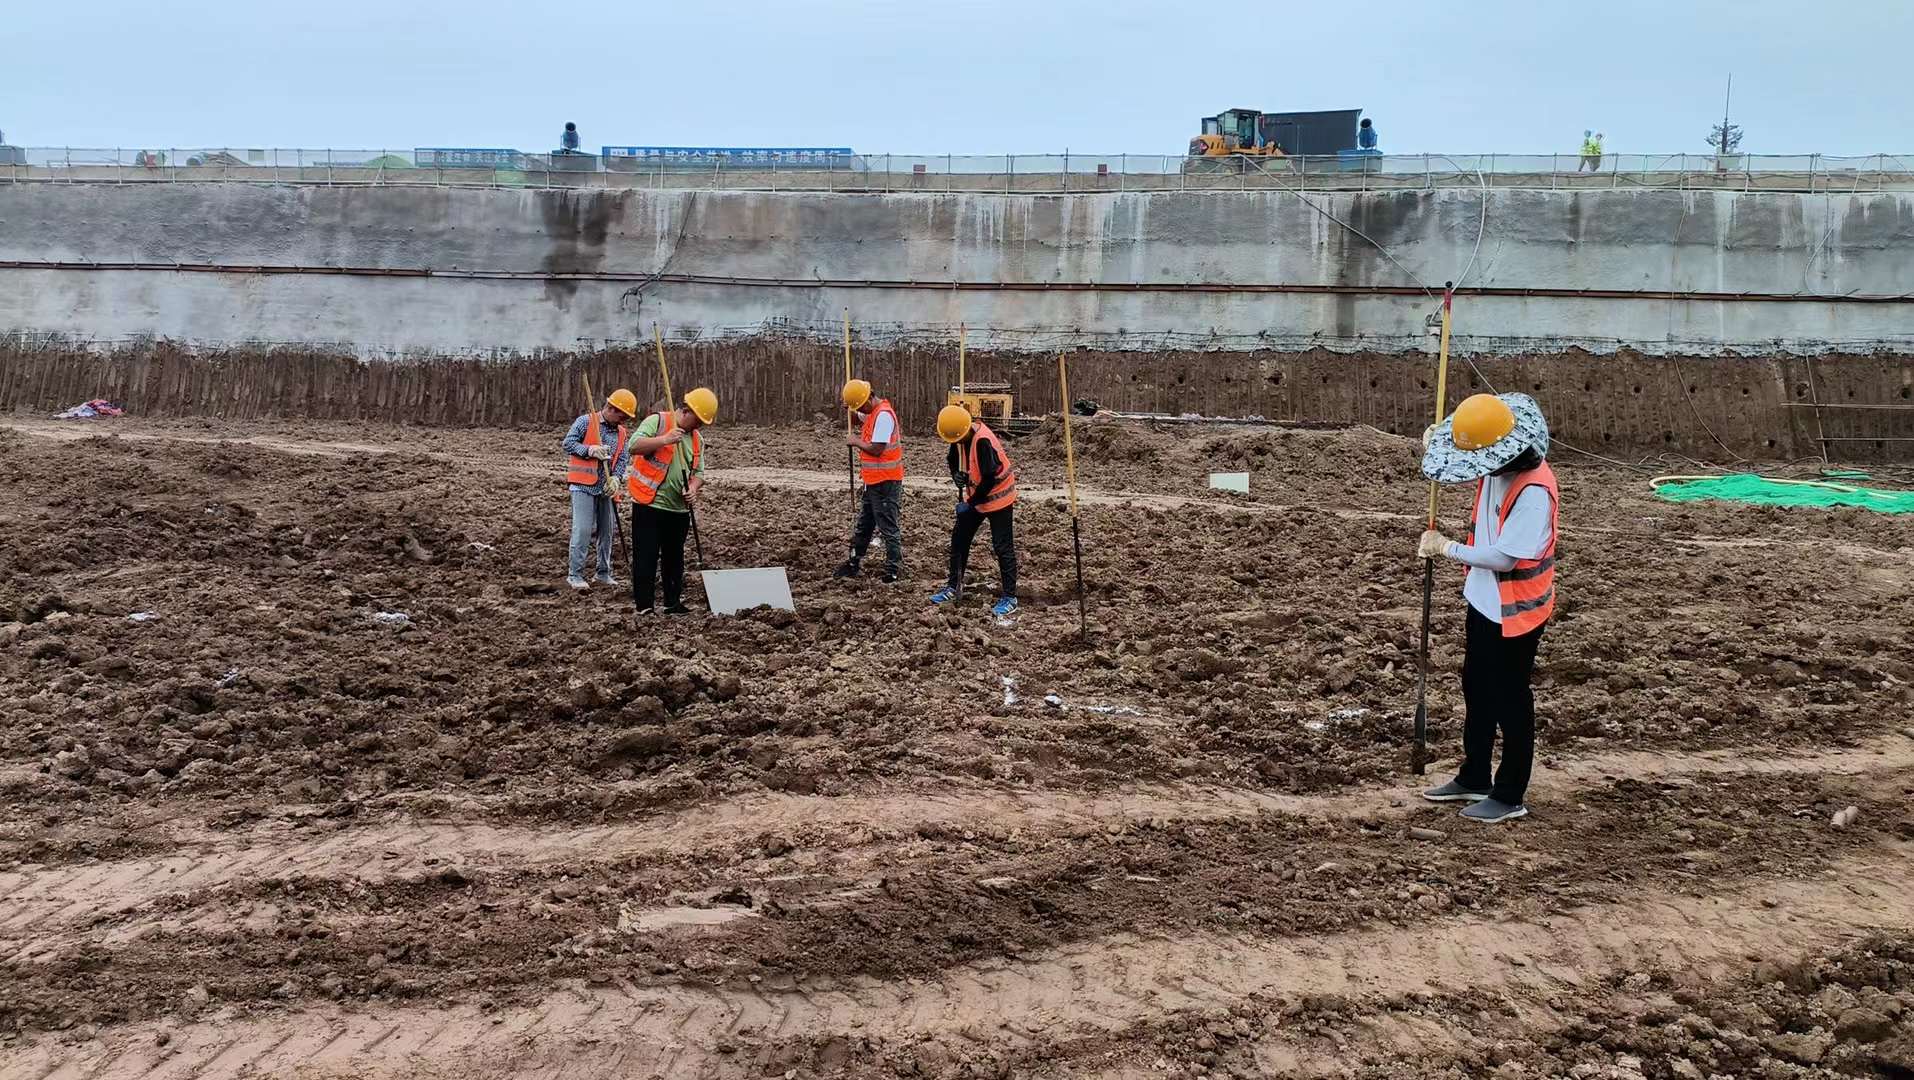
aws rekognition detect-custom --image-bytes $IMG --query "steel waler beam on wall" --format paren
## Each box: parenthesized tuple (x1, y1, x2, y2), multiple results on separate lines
(4, 260, 1914, 305)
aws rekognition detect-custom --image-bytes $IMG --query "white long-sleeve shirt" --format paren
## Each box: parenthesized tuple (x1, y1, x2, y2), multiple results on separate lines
(1445, 476, 1554, 623)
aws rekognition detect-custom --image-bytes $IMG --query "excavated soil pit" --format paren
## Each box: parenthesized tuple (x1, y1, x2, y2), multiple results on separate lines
(1, 416, 1911, 1079)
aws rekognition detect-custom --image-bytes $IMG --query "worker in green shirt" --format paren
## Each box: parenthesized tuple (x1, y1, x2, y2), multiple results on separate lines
(622, 388, 718, 614)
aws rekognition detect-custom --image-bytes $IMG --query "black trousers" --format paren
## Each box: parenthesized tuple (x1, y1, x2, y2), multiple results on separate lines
(850, 479, 904, 572)
(948, 505, 1016, 597)
(630, 504, 691, 611)
(1457, 606, 1545, 804)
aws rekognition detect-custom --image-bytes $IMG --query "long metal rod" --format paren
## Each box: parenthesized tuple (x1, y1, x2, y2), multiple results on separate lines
(1058, 352, 1087, 639)
(1778, 402, 1914, 410)
(1412, 285, 1455, 777)
(12, 259, 1914, 305)
(1804, 354, 1833, 467)
(957, 323, 966, 397)
(843, 310, 856, 521)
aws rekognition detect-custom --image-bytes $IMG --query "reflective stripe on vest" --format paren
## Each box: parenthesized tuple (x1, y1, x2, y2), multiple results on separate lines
(566, 412, 628, 488)
(626, 411, 703, 505)
(964, 422, 1018, 513)
(1466, 460, 1559, 638)
(859, 400, 904, 484)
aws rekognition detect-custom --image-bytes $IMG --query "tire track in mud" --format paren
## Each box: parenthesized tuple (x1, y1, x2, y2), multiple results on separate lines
(7, 847, 1911, 1080)
(4, 738, 1905, 944)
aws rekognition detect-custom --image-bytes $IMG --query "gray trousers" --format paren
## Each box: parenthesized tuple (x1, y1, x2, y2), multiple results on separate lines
(568, 488, 617, 579)
(850, 479, 904, 572)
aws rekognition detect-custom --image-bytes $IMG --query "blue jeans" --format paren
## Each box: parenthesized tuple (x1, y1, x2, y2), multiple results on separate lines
(568, 489, 617, 579)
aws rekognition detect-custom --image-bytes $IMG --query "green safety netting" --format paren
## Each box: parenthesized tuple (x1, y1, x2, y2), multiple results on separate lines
(1649, 473, 1914, 514)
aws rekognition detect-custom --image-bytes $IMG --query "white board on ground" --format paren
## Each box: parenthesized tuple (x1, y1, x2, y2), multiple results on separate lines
(1208, 472, 1250, 493)
(701, 567, 795, 616)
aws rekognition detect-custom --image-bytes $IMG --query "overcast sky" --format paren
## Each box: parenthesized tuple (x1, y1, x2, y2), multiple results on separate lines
(7, 0, 1908, 156)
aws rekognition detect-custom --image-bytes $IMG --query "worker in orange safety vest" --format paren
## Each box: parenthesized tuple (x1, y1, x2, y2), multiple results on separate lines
(562, 388, 637, 591)
(624, 388, 717, 614)
(835, 379, 905, 583)
(929, 405, 1019, 619)
(1415, 393, 1559, 824)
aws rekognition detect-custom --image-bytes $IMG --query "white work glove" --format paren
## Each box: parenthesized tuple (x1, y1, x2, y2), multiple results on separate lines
(1417, 529, 1452, 560)
(587, 445, 613, 461)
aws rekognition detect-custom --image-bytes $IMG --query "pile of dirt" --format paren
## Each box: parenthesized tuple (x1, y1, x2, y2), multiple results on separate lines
(1325, 935, 1914, 1080)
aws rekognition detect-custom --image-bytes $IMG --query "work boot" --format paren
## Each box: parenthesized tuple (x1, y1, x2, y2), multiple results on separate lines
(1459, 798, 1529, 823)
(991, 596, 1019, 618)
(1422, 779, 1491, 803)
(834, 560, 861, 579)
(881, 567, 900, 584)
(662, 603, 692, 615)
(930, 586, 959, 605)
(566, 576, 590, 592)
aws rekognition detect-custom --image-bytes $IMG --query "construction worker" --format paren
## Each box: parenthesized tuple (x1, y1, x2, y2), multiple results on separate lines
(626, 388, 718, 614)
(562, 388, 637, 591)
(1416, 393, 1558, 824)
(931, 405, 1018, 618)
(1579, 130, 1605, 172)
(835, 379, 904, 582)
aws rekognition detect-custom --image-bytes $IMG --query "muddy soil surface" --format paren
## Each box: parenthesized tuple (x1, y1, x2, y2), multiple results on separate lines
(1, 416, 1911, 1078)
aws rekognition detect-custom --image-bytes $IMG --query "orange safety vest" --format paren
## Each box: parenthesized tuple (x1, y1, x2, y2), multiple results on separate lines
(858, 399, 904, 484)
(1467, 460, 1559, 638)
(565, 411, 629, 489)
(962, 422, 1018, 513)
(626, 410, 703, 505)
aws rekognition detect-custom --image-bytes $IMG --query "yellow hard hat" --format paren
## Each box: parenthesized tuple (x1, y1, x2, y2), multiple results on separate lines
(606, 388, 638, 418)
(936, 404, 973, 443)
(1450, 393, 1516, 451)
(841, 378, 872, 410)
(684, 387, 718, 425)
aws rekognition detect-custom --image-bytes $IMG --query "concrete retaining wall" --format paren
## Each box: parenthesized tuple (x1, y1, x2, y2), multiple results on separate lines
(3, 184, 1913, 356)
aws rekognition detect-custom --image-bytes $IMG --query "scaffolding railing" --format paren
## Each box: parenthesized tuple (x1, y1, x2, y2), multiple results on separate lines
(4, 148, 1913, 194)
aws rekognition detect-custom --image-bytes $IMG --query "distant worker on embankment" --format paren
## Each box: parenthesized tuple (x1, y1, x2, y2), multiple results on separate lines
(625, 388, 718, 614)
(1579, 129, 1604, 172)
(562, 388, 636, 591)
(931, 405, 1020, 618)
(836, 379, 905, 583)
(1415, 393, 1559, 824)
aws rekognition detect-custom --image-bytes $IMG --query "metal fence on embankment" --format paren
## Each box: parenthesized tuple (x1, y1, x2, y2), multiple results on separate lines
(6, 149, 1914, 194)
(3, 336, 1910, 463)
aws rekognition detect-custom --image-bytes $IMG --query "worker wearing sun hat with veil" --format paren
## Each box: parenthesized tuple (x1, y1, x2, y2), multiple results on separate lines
(1415, 392, 1558, 824)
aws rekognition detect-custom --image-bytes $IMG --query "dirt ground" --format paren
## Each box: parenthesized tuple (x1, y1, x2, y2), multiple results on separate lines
(1, 414, 1912, 1079)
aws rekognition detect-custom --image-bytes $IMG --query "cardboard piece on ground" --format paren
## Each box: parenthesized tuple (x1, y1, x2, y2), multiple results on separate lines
(700, 567, 795, 616)
(1208, 472, 1251, 493)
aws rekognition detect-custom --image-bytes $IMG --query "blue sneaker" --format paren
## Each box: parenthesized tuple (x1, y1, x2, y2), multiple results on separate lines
(991, 596, 1018, 618)
(930, 586, 959, 605)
